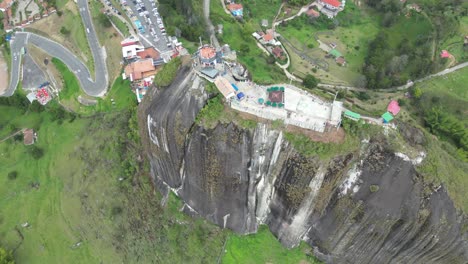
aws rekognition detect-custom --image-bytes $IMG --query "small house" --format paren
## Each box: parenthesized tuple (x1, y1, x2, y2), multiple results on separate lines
(306, 8, 320, 18)
(329, 49, 342, 58)
(227, 3, 243, 17)
(387, 100, 400, 115)
(344, 110, 361, 121)
(261, 19, 268, 27)
(336, 57, 346, 66)
(23, 129, 36, 145)
(272, 46, 284, 58)
(214, 76, 236, 100)
(382, 112, 394, 123)
(440, 50, 450, 59)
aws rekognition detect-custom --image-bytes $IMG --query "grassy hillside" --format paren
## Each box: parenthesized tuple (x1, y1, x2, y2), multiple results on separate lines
(0, 90, 321, 262)
(223, 225, 321, 264)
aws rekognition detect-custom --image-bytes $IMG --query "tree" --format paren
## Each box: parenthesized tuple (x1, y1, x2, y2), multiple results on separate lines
(29, 146, 44, 160)
(98, 13, 112, 28)
(0, 247, 14, 264)
(239, 44, 250, 54)
(303, 74, 319, 89)
(60, 26, 70, 35)
(411, 87, 423, 99)
(8, 171, 18, 180)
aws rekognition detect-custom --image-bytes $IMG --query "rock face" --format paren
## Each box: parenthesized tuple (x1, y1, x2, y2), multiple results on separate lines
(140, 68, 468, 264)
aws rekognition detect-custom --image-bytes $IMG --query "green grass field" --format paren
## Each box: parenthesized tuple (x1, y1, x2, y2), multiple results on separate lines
(415, 67, 468, 125)
(52, 58, 136, 115)
(277, 4, 380, 85)
(109, 15, 130, 37)
(223, 225, 321, 264)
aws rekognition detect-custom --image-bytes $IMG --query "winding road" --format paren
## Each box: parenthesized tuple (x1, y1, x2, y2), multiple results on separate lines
(2, 0, 108, 97)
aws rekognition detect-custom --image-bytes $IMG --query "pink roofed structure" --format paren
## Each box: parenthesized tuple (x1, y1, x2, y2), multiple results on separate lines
(387, 100, 400, 115)
(440, 50, 450, 58)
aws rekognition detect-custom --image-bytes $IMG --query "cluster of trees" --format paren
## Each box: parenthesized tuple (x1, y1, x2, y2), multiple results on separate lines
(363, 31, 432, 89)
(158, 0, 206, 41)
(424, 107, 468, 161)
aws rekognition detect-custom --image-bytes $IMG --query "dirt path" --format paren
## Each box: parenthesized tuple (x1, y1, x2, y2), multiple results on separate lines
(203, 0, 220, 48)
(0, 130, 24, 144)
(0, 53, 9, 95)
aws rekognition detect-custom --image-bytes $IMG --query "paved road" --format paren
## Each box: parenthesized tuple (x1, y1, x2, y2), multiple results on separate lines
(2, 0, 108, 97)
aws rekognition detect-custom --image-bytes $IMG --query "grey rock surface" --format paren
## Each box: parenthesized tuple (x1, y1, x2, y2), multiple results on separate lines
(140, 68, 468, 264)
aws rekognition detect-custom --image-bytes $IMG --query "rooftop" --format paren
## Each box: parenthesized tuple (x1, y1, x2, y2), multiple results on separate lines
(329, 49, 342, 58)
(268, 90, 284, 103)
(124, 59, 156, 81)
(306, 8, 320, 17)
(214, 76, 236, 99)
(227, 3, 243, 11)
(263, 33, 273, 42)
(137, 47, 160, 60)
(199, 45, 217, 59)
(321, 0, 341, 7)
(387, 100, 400, 115)
(23, 129, 35, 145)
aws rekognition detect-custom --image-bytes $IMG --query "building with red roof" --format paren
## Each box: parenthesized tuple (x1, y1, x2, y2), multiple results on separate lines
(440, 50, 450, 59)
(319, 0, 341, 9)
(272, 46, 284, 58)
(124, 59, 158, 82)
(387, 100, 400, 115)
(306, 8, 320, 18)
(227, 3, 243, 16)
(136, 47, 160, 60)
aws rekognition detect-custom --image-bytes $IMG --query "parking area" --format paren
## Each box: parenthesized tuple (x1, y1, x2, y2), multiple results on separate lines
(120, 0, 172, 53)
(22, 54, 48, 90)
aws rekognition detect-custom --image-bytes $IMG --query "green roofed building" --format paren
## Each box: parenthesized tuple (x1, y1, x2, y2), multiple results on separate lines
(344, 110, 361, 120)
(329, 49, 342, 58)
(382, 112, 394, 123)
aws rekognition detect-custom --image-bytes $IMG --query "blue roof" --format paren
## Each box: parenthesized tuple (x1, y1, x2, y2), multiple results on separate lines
(231, 83, 239, 91)
(237, 92, 245, 100)
(231, 10, 243, 16)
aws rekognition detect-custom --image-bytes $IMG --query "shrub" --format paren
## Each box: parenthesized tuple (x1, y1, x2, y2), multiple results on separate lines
(370, 185, 379, 192)
(0, 246, 15, 264)
(60, 26, 70, 35)
(303, 74, 319, 89)
(397, 98, 406, 106)
(29, 146, 44, 160)
(111, 206, 123, 216)
(357, 91, 370, 101)
(8, 171, 18, 180)
(13, 134, 23, 142)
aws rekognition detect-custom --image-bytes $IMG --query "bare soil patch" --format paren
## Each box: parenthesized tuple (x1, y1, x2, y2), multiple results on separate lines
(0, 52, 8, 94)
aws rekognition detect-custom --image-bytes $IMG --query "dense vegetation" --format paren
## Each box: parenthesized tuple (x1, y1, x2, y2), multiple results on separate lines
(0, 247, 14, 264)
(153, 57, 182, 87)
(158, 0, 206, 41)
